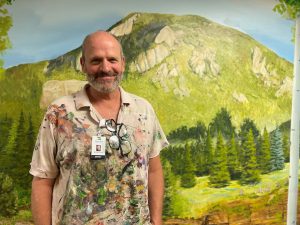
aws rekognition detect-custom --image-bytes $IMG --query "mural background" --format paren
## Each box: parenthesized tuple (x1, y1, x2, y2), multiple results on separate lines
(0, 0, 297, 224)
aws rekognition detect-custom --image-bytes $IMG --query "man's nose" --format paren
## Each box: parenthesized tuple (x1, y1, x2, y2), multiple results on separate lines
(99, 60, 110, 73)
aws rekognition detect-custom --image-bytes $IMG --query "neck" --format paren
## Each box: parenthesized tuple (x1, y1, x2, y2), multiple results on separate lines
(86, 85, 121, 120)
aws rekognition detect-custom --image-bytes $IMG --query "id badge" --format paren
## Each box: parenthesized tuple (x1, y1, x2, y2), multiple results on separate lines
(91, 136, 106, 160)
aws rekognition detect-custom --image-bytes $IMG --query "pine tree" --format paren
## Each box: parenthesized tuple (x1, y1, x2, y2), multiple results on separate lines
(270, 127, 285, 171)
(202, 129, 213, 175)
(227, 132, 242, 179)
(180, 143, 196, 188)
(209, 133, 230, 188)
(0, 172, 18, 217)
(1, 115, 18, 177)
(259, 127, 272, 174)
(239, 118, 260, 145)
(162, 160, 176, 217)
(17, 113, 35, 189)
(194, 140, 206, 176)
(282, 134, 290, 162)
(209, 108, 235, 139)
(240, 129, 261, 185)
(0, 114, 12, 151)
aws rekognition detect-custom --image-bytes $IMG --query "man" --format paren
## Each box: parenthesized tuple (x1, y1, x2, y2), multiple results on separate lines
(30, 31, 169, 225)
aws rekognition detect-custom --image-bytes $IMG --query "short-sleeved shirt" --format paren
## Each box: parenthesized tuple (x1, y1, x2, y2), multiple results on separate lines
(30, 85, 169, 225)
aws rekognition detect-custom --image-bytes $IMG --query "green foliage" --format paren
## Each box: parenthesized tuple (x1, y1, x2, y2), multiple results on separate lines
(259, 127, 272, 174)
(202, 129, 213, 175)
(270, 127, 285, 171)
(209, 133, 230, 188)
(227, 132, 242, 179)
(162, 159, 177, 217)
(282, 133, 290, 162)
(209, 108, 235, 139)
(239, 118, 260, 145)
(273, 0, 300, 19)
(240, 129, 261, 185)
(180, 143, 196, 188)
(0, 172, 18, 217)
(0, 0, 13, 67)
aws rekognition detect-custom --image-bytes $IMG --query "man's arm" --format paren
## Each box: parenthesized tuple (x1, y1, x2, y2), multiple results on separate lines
(31, 176, 55, 225)
(148, 155, 164, 225)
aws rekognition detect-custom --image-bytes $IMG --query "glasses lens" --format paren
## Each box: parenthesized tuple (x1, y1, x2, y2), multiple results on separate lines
(106, 119, 116, 132)
(109, 135, 120, 149)
(118, 124, 128, 140)
(121, 140, 131, 155)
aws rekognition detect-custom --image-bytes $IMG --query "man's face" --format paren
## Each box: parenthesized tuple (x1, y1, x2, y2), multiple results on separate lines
(81, 33, 125, 94)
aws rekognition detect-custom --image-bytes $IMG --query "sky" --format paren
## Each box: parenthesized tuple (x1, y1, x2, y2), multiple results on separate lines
(2, 0, 294, 68)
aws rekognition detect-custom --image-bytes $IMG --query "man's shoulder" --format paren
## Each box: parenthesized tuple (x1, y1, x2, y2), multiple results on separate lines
(123, 90, 154, 110)
(47, 89, 83, 111)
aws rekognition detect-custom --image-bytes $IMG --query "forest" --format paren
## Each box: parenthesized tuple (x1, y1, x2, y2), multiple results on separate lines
(162, 108, 290, 217)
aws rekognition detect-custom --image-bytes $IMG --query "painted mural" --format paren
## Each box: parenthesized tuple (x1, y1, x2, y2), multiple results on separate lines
(0, 3, 296, 225)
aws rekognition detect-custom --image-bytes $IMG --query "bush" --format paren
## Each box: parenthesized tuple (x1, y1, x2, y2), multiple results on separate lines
(0, 172, 18, 217)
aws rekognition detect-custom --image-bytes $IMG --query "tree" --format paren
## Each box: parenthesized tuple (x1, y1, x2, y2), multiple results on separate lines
(240, 129, 260, 185)
(273, 1, 300, 224)
(180, 143, 196, 188)
(209, 132, 230, 188)
(0, 172, 18, 217)
(0, 114, 12, 151)
(0, 0, 13, 68)
(162, 159, 176, 217)
(282, 134, 290, 162)
(239, 118, 260, 144)
(239, 119, 260, 166)
(209, 108, 235, 139)
(227, 132, 242, 179)
(202, 129, 213, 175)
(259, 127, 272, 174)
(270, 127, 285, 171)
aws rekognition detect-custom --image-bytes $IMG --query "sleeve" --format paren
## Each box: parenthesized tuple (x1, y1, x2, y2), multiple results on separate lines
(149, 108, 169, 158)
(29, 106, 59, 179)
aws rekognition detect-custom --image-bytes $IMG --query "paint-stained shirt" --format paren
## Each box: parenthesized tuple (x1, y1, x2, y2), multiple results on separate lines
(30, 85, 169, 225)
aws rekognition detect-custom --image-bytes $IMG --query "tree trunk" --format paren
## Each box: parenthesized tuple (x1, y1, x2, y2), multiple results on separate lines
(287, 15, 300, 225)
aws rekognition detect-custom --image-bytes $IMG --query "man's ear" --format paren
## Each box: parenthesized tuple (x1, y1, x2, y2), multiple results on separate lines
(121, 56, 126, 73)
(80, 57, 86, 72)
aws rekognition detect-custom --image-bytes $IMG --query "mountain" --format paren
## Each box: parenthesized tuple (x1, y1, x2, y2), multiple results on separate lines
(0, 12, 293, 134)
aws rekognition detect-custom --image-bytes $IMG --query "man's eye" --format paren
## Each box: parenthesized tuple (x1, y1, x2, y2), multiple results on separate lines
(91, 60, 100, 65)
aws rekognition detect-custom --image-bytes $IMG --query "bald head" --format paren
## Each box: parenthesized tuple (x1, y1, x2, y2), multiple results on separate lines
(81, 30, 124, 60)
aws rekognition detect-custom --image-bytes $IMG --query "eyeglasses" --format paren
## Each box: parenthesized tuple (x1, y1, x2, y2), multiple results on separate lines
(104, 119, 132, 156)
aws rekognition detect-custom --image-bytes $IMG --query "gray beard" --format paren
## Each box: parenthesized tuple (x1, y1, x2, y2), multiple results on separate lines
(87, 74, 122, 94)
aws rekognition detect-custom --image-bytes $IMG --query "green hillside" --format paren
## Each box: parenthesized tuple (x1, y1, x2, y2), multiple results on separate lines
(0, 12, 293, 134)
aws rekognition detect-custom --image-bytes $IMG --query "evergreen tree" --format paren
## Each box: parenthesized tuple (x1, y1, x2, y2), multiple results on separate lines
(0, 172, 18, 217)
(202, 129, 213, 175)
(270, 127, 285, 171)
(12, 111, 26, 186)
(282, 134, 290, 162)
(16, 113, 35, 189)
(239, 118, 260, 145)
(259, 127, 272, 174)
(240, 129, 261, 185)
(162, 160, 176, 217)
(209, 133, 230, 188)
(1, 115, 18, 176)
(0, 114, 12, 151)
(209, 108, 235, 139)
(227, 132, 242, 179)
(180, 143, 196, 188)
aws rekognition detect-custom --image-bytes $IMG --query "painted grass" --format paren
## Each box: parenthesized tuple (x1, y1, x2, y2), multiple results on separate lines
(173, 162, 292, 218)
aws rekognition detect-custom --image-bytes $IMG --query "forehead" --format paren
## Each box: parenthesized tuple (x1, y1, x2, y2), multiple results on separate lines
(83, 34, 122, 58)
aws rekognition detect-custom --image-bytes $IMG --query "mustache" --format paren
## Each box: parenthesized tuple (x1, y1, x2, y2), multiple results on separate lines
(94, 71, 118, 78)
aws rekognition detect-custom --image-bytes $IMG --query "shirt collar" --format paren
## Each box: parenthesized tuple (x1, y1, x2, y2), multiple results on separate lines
(74, 84, 133, 110)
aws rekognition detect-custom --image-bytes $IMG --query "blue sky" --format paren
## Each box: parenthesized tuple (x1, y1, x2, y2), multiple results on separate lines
(2, 0, 294, 68)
